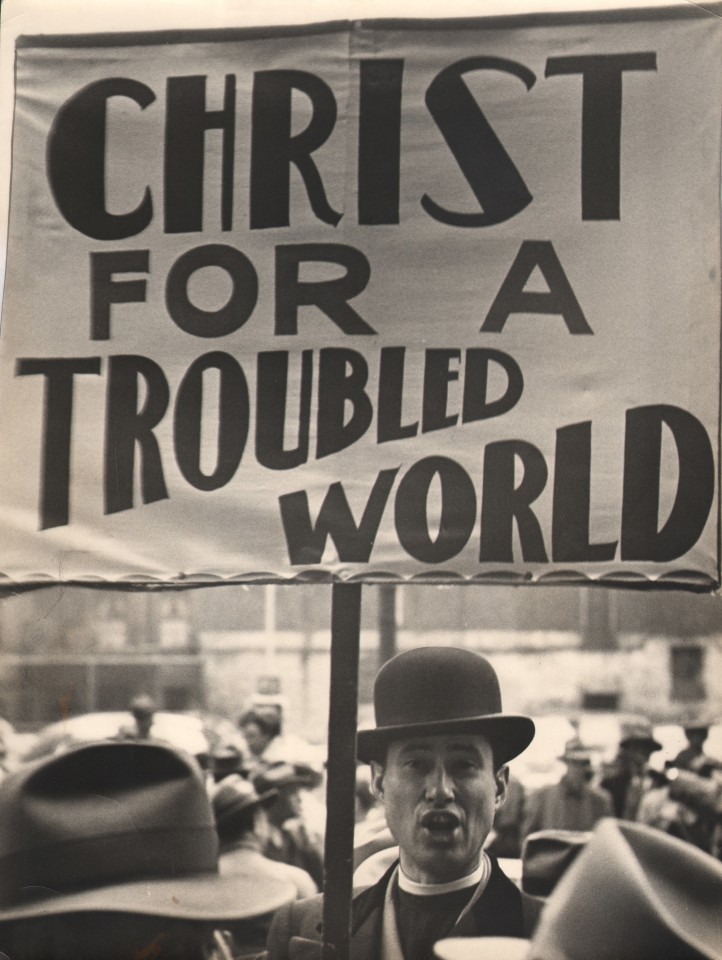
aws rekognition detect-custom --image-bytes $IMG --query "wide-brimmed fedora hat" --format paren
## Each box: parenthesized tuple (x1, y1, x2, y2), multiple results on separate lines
(521, 829, 591, 899)
(253, 760, 323, 794)
(356, 647, 534, 765)
(0, 741, 295, 922)
(619, 717, 661, 752)
(681, 711, 716, 734)
(435, 818, 722, 960)
(558, 737, 593, 764)
(211, 773, 277, 829)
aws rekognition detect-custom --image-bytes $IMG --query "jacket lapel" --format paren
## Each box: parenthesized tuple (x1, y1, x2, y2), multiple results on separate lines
(350, 860, 398, 960)
(449, 857, 524, 939)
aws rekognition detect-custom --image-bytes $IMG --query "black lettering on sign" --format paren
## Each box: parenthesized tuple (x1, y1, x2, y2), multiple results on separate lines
(90, 250, 149, 340)
(174, 351, 249, 490)
(621, 405, 714, 561)
(105, 355, 170, 515)
(164, 74, 236, 234)
(423, 57, 535, 227)
(481, 240, 592, 334)
(479, 439, 549, 562)
(395, 456, 477, 563)
(250, 70, 341, 229)
(48, 78, 155, 240)
(545, 53, 657, 220)
(279, 468, 399, 564)
(16, 357, 102, 530)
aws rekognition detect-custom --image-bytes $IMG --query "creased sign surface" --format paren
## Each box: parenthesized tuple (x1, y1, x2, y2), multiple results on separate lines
(1, 8, 720, 587)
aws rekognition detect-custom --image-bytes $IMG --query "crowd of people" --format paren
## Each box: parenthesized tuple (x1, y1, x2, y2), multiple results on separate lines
(0, 648, 720, 960)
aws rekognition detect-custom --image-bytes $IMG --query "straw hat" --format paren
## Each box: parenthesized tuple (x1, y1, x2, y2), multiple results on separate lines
(435, 818, 722, 960)
(356, 647, 535, 765)
(0, 741, 295, 922)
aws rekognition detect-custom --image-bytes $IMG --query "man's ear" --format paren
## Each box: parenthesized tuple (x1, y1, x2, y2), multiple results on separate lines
(494, 764, 509, 810)
(370, 760, 385, 804)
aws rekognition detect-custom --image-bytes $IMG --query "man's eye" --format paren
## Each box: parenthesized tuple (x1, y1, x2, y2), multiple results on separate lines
(453, 759, 479, 774)
(404, 757, 427, 770)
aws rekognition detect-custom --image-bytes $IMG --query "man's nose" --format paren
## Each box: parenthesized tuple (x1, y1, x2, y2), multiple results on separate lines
(425, 763, 454, 802)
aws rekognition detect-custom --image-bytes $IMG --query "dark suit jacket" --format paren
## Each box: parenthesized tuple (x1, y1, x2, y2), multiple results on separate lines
(266, 857, 525, 960)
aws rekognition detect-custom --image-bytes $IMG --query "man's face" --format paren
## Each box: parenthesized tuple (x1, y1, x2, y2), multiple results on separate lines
(624, 741, 654, 770)
(563, 759, 590, 790)
(241, 721, 270, 757)
(370, 733, 507, 884)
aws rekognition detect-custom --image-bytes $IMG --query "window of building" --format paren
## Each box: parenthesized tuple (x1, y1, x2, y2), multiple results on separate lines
(670, 646, 706, 702)
(581, 691, 620, 711)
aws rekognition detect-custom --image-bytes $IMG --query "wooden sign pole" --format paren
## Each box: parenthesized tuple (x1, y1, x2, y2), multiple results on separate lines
(322, 581, 362, 960)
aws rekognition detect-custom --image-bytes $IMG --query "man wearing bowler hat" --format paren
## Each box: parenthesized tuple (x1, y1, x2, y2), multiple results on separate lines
(267, 646, 535, 960)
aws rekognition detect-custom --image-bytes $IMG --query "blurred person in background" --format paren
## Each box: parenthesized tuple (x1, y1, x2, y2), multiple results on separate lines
(212, 773, 318, 898)
(353, 764, 397, 879)
(117, 693, 156, 740)
(486, 772, 526, 858)
(239, 705, 283, 776)
(673, 717, 719, 773)
(355, 764, 381, 825)
(638, 759, 722, 856)
(600, 718, 661, 820)
(254, 761, 325, 891)
(522, 738, 612, 838)
(0, 740, 295, 960)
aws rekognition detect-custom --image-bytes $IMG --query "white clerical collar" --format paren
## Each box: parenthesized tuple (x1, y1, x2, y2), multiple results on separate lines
(397, 854, 490, 896)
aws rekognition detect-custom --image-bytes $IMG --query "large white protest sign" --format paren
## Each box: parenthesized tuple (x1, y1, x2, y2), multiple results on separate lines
(0, 5, 720, 587)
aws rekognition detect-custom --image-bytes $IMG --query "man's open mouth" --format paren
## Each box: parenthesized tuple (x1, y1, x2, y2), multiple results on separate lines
(420, 811, 461, 832)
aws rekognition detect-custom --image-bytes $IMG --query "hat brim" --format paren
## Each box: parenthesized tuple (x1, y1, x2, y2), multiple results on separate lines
(215, 788, 278, 827)
(0, 866, 295, 923)
(357, 715, 535, 765)
(559, 753, 592, 763)
(621, 736, 662, 752)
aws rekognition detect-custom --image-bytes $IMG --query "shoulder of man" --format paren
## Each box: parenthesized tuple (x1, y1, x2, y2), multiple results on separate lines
(266, 871, 391, 960)
(266, 894, 324, 960)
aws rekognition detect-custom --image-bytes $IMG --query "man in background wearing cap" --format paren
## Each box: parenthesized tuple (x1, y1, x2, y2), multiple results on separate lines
(213, 773, 318, 900)
(673, 718, 719, 773)
(522, 738, 613, 838)
(267, 646, 535, 960)
(254, 762, 326, 891)
(600, 718, 662, 820)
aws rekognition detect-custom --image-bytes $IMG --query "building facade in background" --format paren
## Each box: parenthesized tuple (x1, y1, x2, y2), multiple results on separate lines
(0, 585, 720, 742)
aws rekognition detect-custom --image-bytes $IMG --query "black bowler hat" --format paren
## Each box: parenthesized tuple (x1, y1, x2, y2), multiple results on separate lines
(356, 647, 535, 765)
